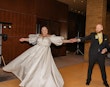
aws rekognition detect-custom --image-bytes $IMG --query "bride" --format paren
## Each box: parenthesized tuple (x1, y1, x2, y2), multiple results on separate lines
(3, 26, 75, 87)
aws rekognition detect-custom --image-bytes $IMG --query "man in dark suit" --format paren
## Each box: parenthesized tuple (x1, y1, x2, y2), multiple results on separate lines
(72, 24, 110, 87)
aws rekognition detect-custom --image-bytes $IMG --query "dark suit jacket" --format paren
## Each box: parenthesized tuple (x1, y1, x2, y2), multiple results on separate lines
(80, 32, 110, 56)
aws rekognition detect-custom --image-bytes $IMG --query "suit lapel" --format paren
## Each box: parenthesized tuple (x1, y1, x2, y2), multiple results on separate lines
(103, 34, 105, 43)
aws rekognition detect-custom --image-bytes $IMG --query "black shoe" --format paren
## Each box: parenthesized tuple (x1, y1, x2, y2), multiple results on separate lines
(103, 82, 109, 87)
(86, 81, 90, 85)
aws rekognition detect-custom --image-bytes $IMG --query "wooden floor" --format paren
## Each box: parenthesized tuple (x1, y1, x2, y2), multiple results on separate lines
(0, 62, 110, 87)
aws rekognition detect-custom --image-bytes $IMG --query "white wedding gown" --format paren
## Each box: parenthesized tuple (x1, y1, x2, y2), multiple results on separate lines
(3, 34, 64, 87)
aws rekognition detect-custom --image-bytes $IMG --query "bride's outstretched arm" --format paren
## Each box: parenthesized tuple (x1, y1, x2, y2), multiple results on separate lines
(19, 38, 29, 42)
(62, 38, 78, 43)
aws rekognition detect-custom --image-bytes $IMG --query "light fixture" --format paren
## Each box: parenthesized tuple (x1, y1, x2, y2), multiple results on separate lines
(81, 0, 84, 3)
(3, 25, 12, 29)
(1, 22, 12, 29)
(3, 25, 6, 29)
(78, 11, 81, 13)
(8, 25, 11, 29)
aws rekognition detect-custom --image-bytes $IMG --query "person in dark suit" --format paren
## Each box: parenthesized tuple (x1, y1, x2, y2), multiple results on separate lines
(72, 24, 110, 87)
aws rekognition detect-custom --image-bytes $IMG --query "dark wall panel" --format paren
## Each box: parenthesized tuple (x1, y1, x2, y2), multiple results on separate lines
(0, 10, 36, 63)
(0, 0, 68, 63)
(0, 0, 36, 15)
(36, 0, 68, 21)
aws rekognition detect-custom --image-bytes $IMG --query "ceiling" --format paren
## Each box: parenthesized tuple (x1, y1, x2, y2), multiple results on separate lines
(57, 0, 110, 15)
(57, 0, 87, 15)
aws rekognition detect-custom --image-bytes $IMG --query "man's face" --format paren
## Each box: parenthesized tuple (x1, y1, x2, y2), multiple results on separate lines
(95, 24, 103, 33)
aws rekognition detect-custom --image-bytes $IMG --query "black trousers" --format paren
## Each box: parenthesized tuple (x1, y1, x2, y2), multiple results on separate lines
(87, 53, 107, 83)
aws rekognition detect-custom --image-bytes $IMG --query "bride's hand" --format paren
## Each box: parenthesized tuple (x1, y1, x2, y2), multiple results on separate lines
(69, 38, 78, 43)
(19, 38, 25, 42)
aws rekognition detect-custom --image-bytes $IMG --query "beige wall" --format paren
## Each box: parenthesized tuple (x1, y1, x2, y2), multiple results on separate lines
(84, 0, 107, 61)
(106, 12, 110, 42)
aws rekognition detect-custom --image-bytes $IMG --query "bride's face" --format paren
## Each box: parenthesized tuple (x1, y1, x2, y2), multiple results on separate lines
(41, 27, 48, 36)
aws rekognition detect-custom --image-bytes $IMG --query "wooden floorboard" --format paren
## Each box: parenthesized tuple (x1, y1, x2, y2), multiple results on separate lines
(0, 62, 110, 87)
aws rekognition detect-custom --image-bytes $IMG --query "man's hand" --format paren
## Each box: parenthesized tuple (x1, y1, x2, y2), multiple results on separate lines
(101, 48, 107, 54)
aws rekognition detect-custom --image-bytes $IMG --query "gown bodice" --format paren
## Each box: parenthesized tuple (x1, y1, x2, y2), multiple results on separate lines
(37, 37, 51, 47)
(29, 34, 64, 46)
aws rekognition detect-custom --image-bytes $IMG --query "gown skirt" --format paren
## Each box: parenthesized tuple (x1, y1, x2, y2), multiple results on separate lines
(3, 34, 64, 87)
